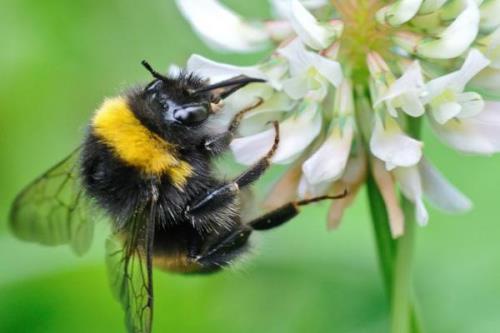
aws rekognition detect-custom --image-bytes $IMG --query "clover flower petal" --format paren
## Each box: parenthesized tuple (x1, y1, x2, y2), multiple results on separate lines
(485, 27, 500, 69)
(303, 80, 354, 184)
(393, 166, 429, 226)
(278, 38, 343, 87)
(375, 61, 425, 117)
(370, 113, 423, 170)
(288, 0, 342, 50)
(176, 0, 270, 52)
(431, 101, 500, 154)
(418, 159, 472, 213)
(480, 0, 500, 32)
(231, 99, 322, 165)
(303, 119, 354, 184)
(371, 158, 405, 237)
(424, 49, 490, 123)
(186, 54, 289, 90)
(270, 0, 329, 18)
(419, 0, 447, 14)
(377, 0, 423, 26)
(327, 152, 367, 229)
(416, 0, 480, 59)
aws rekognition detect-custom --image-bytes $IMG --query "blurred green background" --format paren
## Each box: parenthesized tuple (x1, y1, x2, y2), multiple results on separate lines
(1, 0, 500, 332)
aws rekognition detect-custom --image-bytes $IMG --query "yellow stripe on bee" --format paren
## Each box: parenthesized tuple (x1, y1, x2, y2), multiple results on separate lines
(92, 97, 192, 186)
(153, 254, 202, 273)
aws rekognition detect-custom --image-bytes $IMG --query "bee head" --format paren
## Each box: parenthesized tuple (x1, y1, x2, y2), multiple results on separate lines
(139, 60, 265, 130)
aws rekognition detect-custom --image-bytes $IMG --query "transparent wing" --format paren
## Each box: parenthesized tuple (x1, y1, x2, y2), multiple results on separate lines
(106, 206, 155, 333)
(9, 148, 96, 255)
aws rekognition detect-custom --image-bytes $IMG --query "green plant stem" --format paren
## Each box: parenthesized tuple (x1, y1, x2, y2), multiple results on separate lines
(391, 198, 416, 333)
(367, 176, 423, 333)
(366, 173, 395, 292)
(356, 85, 423, 332)
(391, 116, 423, 333)
(410, 293, 423, 333)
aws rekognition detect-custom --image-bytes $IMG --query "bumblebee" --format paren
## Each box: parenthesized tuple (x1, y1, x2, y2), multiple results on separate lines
(9, 61, 347, 333)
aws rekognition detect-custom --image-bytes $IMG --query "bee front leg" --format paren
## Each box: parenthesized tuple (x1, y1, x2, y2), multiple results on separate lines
(186, 122, 279, 217)
(203, 98, 263, 155)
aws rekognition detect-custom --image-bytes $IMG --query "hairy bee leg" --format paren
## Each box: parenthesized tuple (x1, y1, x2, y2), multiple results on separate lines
(185, 183, 239, 217)
(232, 120, 280, 188)
(187, 122, 280, 216)
(249, 190, 349, 231)
(192, 226, 252, 266)
(188, 192, 348, 268)
(203, 98, 264, 155)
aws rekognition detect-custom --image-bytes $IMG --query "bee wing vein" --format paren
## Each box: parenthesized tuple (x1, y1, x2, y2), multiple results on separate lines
(9, 147, 96, 256)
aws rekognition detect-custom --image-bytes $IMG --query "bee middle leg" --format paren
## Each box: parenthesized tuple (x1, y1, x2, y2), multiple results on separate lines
(203, 98, 263, 155)
(186, 121, 280, 216)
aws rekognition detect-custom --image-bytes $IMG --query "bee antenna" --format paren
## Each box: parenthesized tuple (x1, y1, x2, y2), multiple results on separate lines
(141, 60, 169, 81)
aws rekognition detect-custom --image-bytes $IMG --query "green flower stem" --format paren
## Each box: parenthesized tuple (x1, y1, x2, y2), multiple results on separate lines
(359, 80, 423, 332)
(391, 198, 416, 333)
(366, 173, 395, 292)
(410, 290, 423, 333)
(366, 175, 423, 333)
(391, 116, 423, 333)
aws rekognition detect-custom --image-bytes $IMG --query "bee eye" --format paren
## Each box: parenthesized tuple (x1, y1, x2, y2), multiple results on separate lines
(173, 104, 208, 126)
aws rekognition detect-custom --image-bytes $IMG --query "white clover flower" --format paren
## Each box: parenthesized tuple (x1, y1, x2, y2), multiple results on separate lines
(302, 80, 355, 185)
(424, 49, 490, 124)
(277, 38, 343, 100)
(177, 0, 500, 237)
(374, 60, 426, 118)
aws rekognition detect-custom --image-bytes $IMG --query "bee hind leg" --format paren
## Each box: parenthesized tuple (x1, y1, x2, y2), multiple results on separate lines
(189, 191, 348, 271)
(248, 190, 349, 231)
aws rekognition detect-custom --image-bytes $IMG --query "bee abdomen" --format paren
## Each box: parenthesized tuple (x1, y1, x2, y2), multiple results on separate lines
(153, 253, 203, 273)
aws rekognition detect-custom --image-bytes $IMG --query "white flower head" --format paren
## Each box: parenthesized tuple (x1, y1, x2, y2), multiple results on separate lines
(176, 0, 500, 234)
